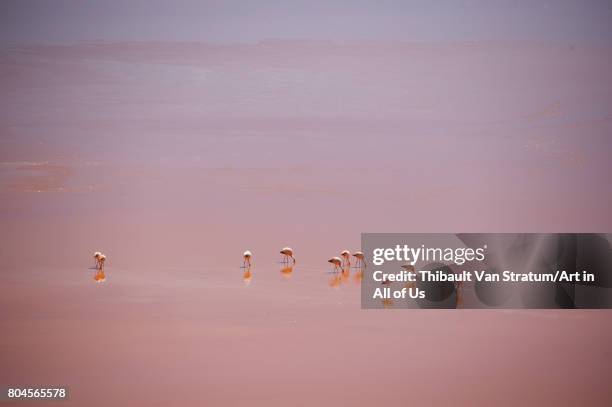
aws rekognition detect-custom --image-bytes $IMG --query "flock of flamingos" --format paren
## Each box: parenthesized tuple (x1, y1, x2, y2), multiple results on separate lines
(89, 247, 367, 286)
(243, 247, 366, 270)
(89, 247, 462, 306)
(243, 247, 367, 287)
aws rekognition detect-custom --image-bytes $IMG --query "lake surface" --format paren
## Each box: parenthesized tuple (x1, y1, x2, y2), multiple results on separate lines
(1, 41, 611, 406)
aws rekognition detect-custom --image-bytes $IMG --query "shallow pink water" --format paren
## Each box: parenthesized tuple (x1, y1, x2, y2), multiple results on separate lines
(0, 41, 611, 406)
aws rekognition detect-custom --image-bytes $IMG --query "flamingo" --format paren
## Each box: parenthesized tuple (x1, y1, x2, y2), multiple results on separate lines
(328, 256, 343, 272)
(93, 251, 102, 268)
(98, 254, 106, 270)
(352, 251, 366, 268)
(243, 250, 252, 267)
(280, 247, 296, 264)
(340, 250, 351, 267)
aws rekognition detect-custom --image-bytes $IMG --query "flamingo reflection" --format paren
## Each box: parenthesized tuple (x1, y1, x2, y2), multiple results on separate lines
(382, 298, 394, 308)
(243, 267, 252, 285)
(280, 265, 293, 279)
(455, 281, 464, 308)
(329, 273, 342, 288)
(94, 269, 106, 283)
(341, 267, 350, 283)
(354, 269, 363, 283)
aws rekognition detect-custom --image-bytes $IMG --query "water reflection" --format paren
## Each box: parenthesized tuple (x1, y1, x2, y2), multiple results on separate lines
(329, 273, 342, 288)
(340, 267, 350, 283)
(455, 281, 464, 308)
(94, 269, 106, 283)
(243, 267, 252, 285)
(354, 269, 363, 283)
(327, 262, 367, 288)
(381, 298, 394, 308)
(280, 265, 294, 279)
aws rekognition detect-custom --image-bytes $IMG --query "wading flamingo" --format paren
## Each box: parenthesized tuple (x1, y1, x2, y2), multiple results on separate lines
(352, 251, 366, 268)
(93, 251, 102, 268)
(280, 247, 296, 264)
(328, 257, 343, 272)
(98, 254, 106, 270)
(340, 250, 351, 267)
(243, 250, 252, 267)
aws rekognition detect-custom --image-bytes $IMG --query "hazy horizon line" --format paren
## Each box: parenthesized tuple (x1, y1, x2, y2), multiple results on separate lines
(4, 37, 612, 50)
